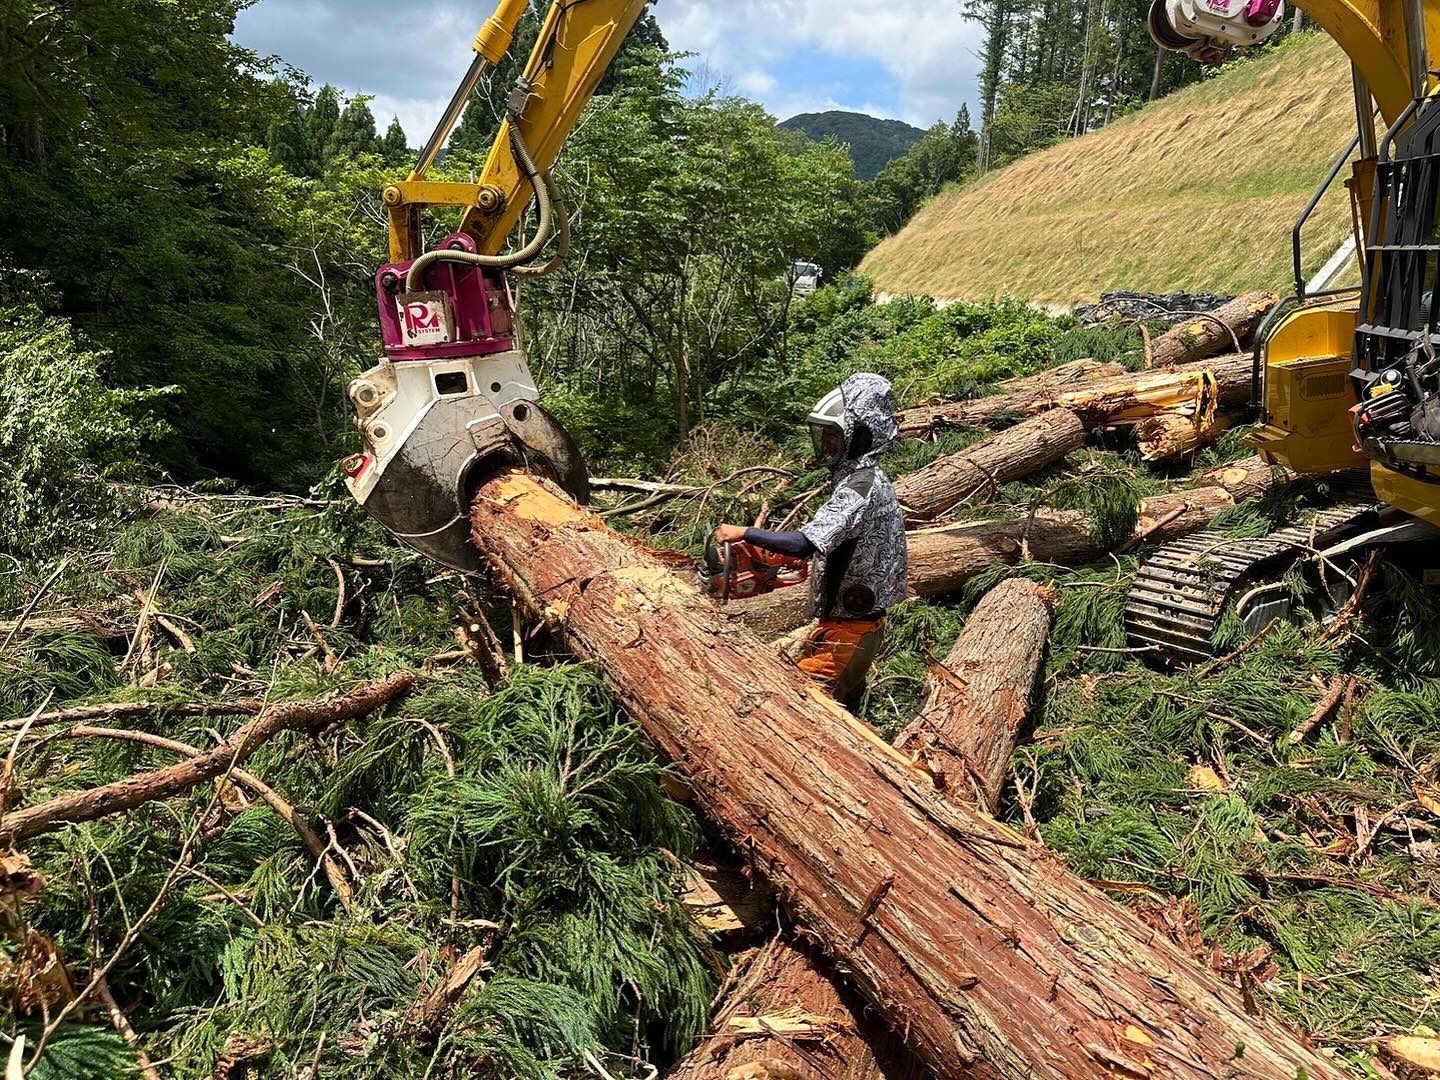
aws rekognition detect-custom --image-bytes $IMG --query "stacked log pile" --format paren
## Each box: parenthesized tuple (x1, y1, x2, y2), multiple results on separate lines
(891, 295, 1275, 515)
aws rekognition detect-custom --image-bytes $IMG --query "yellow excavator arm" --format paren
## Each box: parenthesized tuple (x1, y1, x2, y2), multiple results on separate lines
(344, 0, 648, 571)
(382, 0, 649, 264)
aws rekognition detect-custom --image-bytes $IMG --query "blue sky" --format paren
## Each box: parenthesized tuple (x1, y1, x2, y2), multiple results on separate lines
(231, 1, 984, 143)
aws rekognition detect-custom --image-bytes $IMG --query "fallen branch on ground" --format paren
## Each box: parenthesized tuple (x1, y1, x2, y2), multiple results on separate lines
(0, 673, 416, 845)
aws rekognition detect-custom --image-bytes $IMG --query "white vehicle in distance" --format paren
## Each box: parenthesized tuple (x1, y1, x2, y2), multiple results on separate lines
(787, 260, 822, 297)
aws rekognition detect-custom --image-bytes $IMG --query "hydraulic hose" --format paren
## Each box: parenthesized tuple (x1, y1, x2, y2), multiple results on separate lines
(511, 167, 570, 279)
(404, 114, 567, 290)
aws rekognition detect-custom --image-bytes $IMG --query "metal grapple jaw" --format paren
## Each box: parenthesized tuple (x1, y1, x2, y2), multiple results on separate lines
(344, 352, 589, 571)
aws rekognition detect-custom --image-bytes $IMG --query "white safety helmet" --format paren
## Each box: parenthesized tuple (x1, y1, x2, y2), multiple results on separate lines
(807, 387, 847, 467)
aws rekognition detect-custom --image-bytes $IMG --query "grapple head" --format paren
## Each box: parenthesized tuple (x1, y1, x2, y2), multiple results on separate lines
(1147, 0, 1283, 63)
(344, 237, 588, 572)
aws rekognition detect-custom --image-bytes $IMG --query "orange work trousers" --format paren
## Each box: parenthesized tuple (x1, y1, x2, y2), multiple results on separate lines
(796, 616, 885, 708)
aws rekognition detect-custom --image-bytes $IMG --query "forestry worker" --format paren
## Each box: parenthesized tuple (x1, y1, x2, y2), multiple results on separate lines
(715, 372, 908, 708)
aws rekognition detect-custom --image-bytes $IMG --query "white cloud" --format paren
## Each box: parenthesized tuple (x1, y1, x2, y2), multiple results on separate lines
(656, 0, 984, 126)
(233, 0, 983, 140)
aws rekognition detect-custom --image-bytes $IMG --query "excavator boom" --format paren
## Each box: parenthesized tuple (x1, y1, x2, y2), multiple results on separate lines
(343, 0, 647, 571)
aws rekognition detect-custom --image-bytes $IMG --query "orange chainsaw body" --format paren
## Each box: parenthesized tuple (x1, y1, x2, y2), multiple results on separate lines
(702, 539, 809, 603)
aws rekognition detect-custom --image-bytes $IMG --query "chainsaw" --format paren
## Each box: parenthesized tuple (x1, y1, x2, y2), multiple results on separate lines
(701, 532, 809, 603)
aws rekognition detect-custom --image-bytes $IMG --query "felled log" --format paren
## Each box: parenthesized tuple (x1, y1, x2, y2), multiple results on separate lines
(994, 358, 1127, 394)
(729, 455, 1300, 637)
(1147, 291, 1278, 369)
(897, 353, 1251, 438)
(0, 674, 415, 845)
(669, 935, 923, 1080)
(896, 579, 1052, 812)
(674, 578, 1054, 1080)
(470, 471, 1339, 1080)
(1135, 411, 1236, 463)
(895, 411, 1086, 523)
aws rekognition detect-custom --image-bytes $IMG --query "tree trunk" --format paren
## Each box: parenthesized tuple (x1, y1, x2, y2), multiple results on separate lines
(897, 354, 1252, 438)
(895, 579, 1052, 813)
(673, 579, 1053, 1080)
(896, 410, 1087, 523)
(668, 934, 926, 1080)
(1147, 291, 1278, 369)
(1135, 411, 1237, 462)
(727, 455, 1299, 637)
(1149, 44, 1165, 100)
(470, 472, 1340, 1080)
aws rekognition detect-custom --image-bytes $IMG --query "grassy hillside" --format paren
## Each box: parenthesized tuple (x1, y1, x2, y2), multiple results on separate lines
(862, 33, 1360, 303)
(780, 110, 926, 179)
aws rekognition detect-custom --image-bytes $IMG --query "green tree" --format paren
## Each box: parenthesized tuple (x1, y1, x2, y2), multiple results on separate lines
(524, 64, 860, 448)
(268, 98, 313, 175)
(325, 95, 379, 163)
(380, 116, 410, 165)
(306, 83, 342, 166)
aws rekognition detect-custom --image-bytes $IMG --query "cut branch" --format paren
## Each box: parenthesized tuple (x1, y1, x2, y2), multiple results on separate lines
(0, 674, 415, 845)
(38, 725, 354, 903)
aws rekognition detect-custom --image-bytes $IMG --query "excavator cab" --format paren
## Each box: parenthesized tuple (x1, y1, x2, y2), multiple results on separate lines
(341, 0, 647, 570)
(1125, 0, 1440, 662)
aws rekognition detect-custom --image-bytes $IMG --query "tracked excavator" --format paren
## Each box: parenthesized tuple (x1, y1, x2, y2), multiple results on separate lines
(1126, 0, 1440, 659)
(346, 0, 1440, 649)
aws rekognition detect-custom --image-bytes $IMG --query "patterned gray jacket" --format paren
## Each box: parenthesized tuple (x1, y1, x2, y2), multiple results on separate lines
(800, 373, 909, 620)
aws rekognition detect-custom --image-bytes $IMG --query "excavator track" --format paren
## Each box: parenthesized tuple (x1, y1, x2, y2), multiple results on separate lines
(1124, 504, 1381, 662)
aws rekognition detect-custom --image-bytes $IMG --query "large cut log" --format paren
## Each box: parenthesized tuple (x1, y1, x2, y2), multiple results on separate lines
(895, 579, 1052, 813)
(1147, 290, 1278, 369)
(728, 455, 1299, 637)
(673, 579, 1053, 1080)
(470, 472, 1339, 1080)
(897, 354, 1251, 438)
(993, 358, 1128, 395)
(895, 411, 1086, 524)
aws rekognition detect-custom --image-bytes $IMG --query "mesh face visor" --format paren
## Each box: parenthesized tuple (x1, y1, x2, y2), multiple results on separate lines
(807, 387, 847, 467)
(809, 420, 845, 467)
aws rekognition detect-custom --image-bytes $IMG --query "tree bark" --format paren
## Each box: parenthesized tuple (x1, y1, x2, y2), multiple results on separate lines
(669, 934, 926, 1080)
(896, 411, 1087, 523)
(0, 674, 415, 845)
(728, 455, 1299, 637)
(1147, 292, 1278, 369)
(895, 579, 1052, 814)
(673, 579, 1053, 1080)
(470, 471, 1340, 1080)
(993, 358, 1127, 395)
(897, 354, 1252, 438)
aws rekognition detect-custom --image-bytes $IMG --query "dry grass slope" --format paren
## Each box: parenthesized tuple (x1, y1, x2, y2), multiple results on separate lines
(862, 33, 1360, 304)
